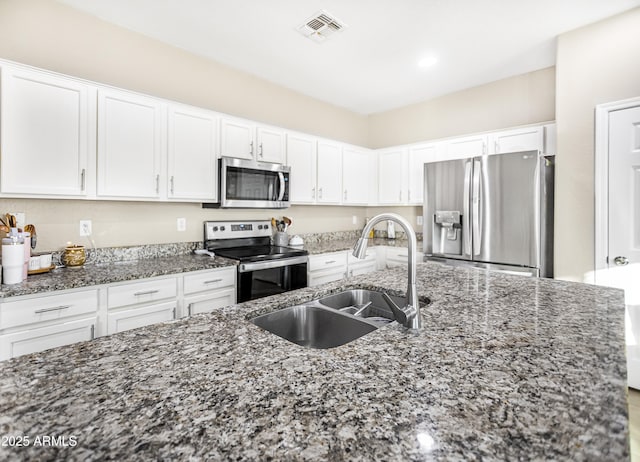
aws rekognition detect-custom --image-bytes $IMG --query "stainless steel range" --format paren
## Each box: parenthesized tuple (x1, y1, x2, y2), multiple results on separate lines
(204, 220, 308, 302)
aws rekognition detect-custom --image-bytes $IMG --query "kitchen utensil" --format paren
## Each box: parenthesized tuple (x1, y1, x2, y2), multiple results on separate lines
(24, 224, 36, 249)
(283, 216, 292, 232)
(0, 225, 9, 234)
(271, 217, 277, 230)
(6, 214, 16, 228)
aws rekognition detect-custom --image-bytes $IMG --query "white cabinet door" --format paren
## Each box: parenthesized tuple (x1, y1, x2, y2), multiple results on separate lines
(220, 117, 254, 160)
(408, 143, 440, 204)
(184, 288, 236, 316)
(378, 149, 407, 205)
(0, 317, 96, 361)
(342, 147, 371, 205)
(445, 134, 487, 160)
(107, 301, 176, 334)
(97, 89, 163, 198)
(489, 126, 544, 154)
(168, 104, 218, 201)
(287, 133, 317, 204)
(316, 140, 343, 204)
(256, 125, 285, 164)
(0, 66, 92, 196)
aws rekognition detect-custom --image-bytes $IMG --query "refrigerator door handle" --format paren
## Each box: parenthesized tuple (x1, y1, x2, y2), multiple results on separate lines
(472, 159, 482, 256)
(463, 160, 472, 256)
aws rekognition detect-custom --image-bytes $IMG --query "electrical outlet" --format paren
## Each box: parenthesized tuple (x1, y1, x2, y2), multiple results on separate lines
(417, 215, 423, 226)
(79, 220, 92, 237)
(352, 215, 357, 225)
(177, 218, 186, 232)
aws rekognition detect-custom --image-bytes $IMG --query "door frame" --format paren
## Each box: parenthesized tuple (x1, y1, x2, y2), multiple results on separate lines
(594, 96, 640, 284)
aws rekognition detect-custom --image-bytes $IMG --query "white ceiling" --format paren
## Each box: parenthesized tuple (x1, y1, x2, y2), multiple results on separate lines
(57, 0, 640, 114)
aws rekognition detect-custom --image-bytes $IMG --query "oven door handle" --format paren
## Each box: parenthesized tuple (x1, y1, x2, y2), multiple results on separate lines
(238, 255, 308, 273)
(277, 172, 286, 201)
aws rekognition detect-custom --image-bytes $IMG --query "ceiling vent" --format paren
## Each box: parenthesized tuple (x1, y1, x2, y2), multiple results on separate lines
(297, 10, 347, 43)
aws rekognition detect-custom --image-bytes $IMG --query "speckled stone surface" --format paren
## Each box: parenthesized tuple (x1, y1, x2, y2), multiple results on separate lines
(303, 237, 419, 255)
(0, 254, 236, 298)
(0, 262, 628, 461)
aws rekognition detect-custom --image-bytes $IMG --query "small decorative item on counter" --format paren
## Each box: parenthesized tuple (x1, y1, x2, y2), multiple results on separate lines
(1, 229, 25, 284)
(62, 244, 86, 268)
(40, 253, 52, 268)
(28, 255, 41, 271)
(289, 235, 304, 247)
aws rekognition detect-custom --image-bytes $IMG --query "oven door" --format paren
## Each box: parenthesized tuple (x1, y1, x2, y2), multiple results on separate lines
(220, 157, 290, 208)
(237, 256, 307, 302)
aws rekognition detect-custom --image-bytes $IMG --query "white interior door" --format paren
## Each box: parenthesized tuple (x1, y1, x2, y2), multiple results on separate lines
(608, 105, 640, 389)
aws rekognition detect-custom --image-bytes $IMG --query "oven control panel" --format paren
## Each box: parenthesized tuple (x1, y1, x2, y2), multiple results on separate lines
(204, 220, 272, 240)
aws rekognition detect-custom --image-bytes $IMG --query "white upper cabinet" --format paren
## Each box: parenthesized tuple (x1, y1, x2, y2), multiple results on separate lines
(286, 132, 317, 204)
(445, 134, 487, 160)
(256, 125, 286, 164)
(378, 148, 407, 205)
(488, 126, 544, 154)
(167, 104, 218, 202)
(316, 139, 343, 204)
(0, 65, 94, 197)
(342, 147, 371, 205)
(407, 143, 441, 204)
(220, 116, 285, 163)
(97, 88, 164, 199)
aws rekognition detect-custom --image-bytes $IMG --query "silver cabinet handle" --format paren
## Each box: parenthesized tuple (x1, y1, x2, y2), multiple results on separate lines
(155, 174, 160, 194)
(170, 176, 175, 195)
(614, 256, 629, 266)
(494, 140, 499, 153)
(250, 141, 254, 156)
(35, 305, 71, 314)
(80, 168, 86, 191)
(312, 187, 316, 199)
(204, 279, 223, 284)
(318, 187, 323, 199)
(187, 303, 193, 316)
(134, 290, 159, 296)
(325, 260, 336, 264)
(344, 190, 347, 201)
(259, 143, 263, 158)
(90, 324, 95, 340)
(172, 307, 177, 319)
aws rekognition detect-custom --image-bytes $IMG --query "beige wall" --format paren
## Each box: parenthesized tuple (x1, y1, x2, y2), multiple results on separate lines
(368, 67, 555, 148)
(555, 7, 640, 282)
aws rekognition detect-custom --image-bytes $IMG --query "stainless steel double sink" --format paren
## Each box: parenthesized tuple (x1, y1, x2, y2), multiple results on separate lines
(250, 289, 406, 349)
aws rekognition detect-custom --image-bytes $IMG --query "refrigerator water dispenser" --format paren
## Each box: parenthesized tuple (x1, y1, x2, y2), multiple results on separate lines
(433, 211, 462, 255)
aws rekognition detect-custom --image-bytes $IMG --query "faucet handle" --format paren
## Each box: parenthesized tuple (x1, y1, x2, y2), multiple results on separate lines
(381, 292, 408, 325)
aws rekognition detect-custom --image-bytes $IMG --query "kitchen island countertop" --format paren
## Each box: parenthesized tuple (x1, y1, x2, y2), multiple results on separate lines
(0, 261, 628, 461)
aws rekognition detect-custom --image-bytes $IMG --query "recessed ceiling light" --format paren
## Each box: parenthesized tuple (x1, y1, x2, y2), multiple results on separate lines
(418, 56, 438, 68)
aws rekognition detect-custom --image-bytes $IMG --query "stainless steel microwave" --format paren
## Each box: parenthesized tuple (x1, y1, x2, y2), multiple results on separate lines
(209, 157, 290, 209)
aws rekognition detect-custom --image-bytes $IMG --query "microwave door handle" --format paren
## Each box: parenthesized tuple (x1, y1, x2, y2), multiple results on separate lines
(277, 172, 285, 201)
(463, 160, 472, 257)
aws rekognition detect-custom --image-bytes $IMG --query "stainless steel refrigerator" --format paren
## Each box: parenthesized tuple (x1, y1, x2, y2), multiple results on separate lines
(423, 150, 554, 277)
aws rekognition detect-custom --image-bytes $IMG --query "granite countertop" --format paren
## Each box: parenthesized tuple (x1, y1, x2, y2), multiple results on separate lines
(0, 238, 409, 299)
(0, 261, 628, 461)
(0, 254, 237, 299)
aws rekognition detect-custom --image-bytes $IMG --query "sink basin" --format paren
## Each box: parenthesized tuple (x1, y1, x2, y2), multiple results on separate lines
(250, 305, 377, 349)
(318, 289, 405, 321)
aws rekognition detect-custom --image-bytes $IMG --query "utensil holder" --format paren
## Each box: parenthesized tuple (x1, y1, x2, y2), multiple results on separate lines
(273, 232, 289, 246)
(62, 245, 86, 267)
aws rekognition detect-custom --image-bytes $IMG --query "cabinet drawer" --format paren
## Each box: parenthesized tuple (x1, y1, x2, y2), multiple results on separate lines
(308, 252, 347, 272)
(184, 268, 235, 295)
(0, 316, 96, 361)
(108, 277, 177, 309)
(184, 287, 236, 316)
(308, 269, 346, 287)
(0, 290, 98, 330)
(348, 248, 376, 265)
(107, 301, 176, 334)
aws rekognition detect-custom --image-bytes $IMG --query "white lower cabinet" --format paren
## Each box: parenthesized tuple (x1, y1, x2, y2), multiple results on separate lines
(347, 248, 378, 277)
(384, 246, 424, 268)
(308, 251, 348, 287)
(0, 288, 99, 361)
(106, 276, 178, 334)
(183, 267, 236, 317)
(107, 300, 176, 334)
